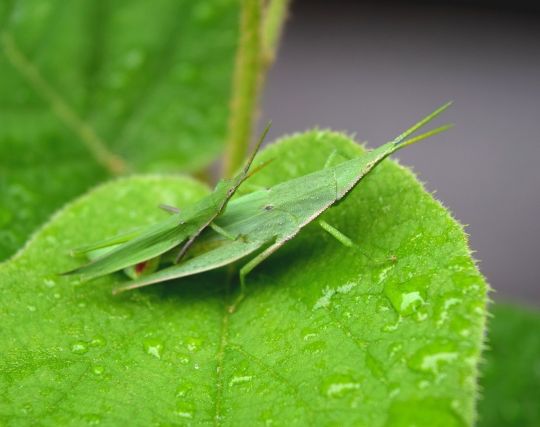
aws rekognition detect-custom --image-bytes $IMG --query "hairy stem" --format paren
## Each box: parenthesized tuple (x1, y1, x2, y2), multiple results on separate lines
(223, 0, 289, 178)
(261, 0, 290, 71)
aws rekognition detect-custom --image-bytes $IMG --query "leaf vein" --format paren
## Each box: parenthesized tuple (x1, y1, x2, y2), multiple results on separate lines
(0, 31, 128, 175)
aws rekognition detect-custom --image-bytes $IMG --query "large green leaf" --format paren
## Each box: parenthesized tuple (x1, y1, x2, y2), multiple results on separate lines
(478, 304, 540, 427)
(0, 0, 240, 260)
(0, 131, 487, 425)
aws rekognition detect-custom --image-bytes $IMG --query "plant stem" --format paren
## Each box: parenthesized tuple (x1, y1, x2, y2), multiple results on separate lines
(261, 0, 290, 71)
(223, 0, 289, 178)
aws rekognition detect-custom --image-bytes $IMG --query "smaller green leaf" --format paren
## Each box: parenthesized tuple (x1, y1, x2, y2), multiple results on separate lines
(478, 303, 540, 427)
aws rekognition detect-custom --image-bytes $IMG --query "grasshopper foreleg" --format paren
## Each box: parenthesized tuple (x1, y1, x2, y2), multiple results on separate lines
(210, 222, 238, 241)
(229, 238, 287, 313)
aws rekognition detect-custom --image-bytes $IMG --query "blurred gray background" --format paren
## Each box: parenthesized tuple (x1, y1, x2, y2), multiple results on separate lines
(262, 0, 540, 305)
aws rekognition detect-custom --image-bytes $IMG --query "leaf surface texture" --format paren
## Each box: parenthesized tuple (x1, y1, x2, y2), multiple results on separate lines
(0, 132, 488, 426)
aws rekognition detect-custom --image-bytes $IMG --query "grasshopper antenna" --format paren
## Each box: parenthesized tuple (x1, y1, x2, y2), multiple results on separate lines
(392, 101, 452, 146)
(174, 122, 273, 265)
(240, 121, 272, 177)
(159, 204, 180, 214)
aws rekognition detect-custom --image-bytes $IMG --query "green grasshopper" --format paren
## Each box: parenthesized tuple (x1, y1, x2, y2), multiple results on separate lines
(65, 124, 272, 279)
(68, 103, 451, 311)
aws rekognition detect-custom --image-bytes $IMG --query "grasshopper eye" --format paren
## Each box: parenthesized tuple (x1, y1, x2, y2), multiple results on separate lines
(264, 205, 273, 211)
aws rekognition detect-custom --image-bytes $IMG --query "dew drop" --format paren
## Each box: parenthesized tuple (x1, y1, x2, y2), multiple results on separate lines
(93, 365, 105, 375)
(184, 336, 203, 352)
(90, 336, 107, 348)
(229, 375, 253, 387)
(382, 316, 402, 332)
(302, 332, 317, 341)
(376, 265, 393, 284)
(175, 401, 194, 419)
(27, 305, 36, 312)
(409, 342, 459, 376)
(143, 338, 164, 359)
(175, 382, 193, 398)
(71, 341, 89, 355)
(376, 298, 392, 313)
(321, 374, 362, 398)
(178, 355, 190, 365)
(313, 281, 358, 310)
(313, 287, 335, 310)
(435, 294, 462, 326)
(383, 275, 429, 316)
(337, 281, 357, 294)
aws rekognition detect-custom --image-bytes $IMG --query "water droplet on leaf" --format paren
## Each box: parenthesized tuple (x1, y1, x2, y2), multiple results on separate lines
(71, 341, 89, 355)
(321, 374, 362, 398)
(383, 275, 429, 316)
(90, 336, 107, 347)
(175, 401, 194, 419)
(143, 338, 164, 359)
(184, 336, 203, 352)
(229, 375, 253, 387)
(409, 341, 459, 376)
(176, 382, 193, 398)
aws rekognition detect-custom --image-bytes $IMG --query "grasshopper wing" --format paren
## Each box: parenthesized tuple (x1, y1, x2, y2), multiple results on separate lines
(113, 239, 265, 293)
(64, 213, 188, 279)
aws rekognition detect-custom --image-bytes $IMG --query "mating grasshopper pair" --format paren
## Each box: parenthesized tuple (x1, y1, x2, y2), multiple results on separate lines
(66, 103, 452, 311)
